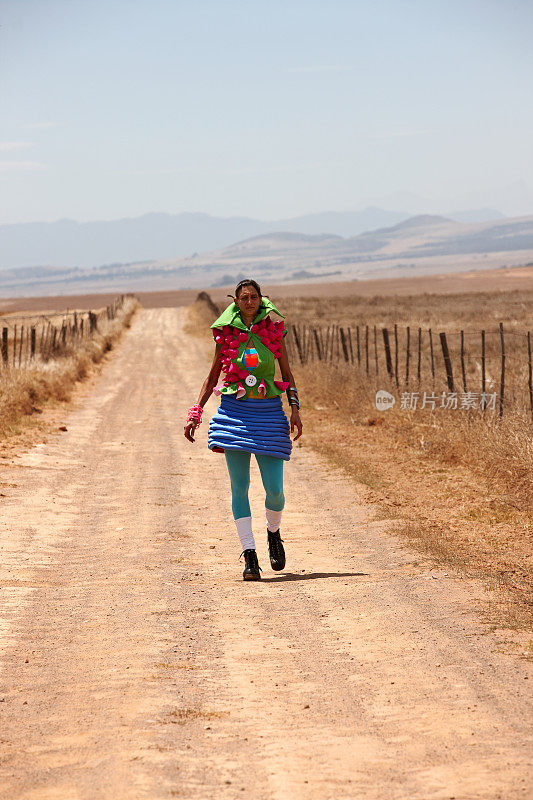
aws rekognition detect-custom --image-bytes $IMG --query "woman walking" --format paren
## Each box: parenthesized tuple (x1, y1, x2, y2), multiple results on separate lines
(184, 279, 303, 580)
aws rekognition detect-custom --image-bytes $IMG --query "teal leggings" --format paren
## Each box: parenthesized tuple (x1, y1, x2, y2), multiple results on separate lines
(224, 450, 285, 519)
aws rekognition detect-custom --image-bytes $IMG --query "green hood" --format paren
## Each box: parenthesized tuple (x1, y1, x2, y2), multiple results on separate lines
(211, 297, 285, 331)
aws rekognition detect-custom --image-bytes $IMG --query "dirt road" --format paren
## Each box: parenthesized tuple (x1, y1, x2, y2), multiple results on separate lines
(0, 307, 531, 800)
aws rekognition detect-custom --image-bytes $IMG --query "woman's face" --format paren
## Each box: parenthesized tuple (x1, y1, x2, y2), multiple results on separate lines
(236, 286, 261, 319)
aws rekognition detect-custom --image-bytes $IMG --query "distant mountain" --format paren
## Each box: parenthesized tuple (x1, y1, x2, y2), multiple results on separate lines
(0, 213, 264, 271)
(269, 207, 409, 237)
(384, 214, 458, 231)
(0, 207, 503, 271)
(1, 213, 531, 299)
(446, 208, 506, 224)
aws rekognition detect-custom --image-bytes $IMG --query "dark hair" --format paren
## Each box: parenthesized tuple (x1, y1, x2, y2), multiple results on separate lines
(234, 279, 262, 299)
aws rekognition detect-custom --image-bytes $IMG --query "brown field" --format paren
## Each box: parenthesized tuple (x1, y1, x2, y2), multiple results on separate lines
(1, 261, 532, 313)
(0, 296, 139, 439)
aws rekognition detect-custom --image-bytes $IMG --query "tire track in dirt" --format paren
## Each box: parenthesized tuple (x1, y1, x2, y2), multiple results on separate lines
(0, 307, 531, 800)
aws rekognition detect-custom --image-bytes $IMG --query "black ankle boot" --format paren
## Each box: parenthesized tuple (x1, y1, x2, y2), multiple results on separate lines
(267, 529, 286, 571)
(242, 548, 262, 581)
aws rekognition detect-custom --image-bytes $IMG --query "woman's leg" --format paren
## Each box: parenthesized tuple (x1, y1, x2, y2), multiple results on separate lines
(255, 453, 285, 532)
(224, 450, 255, 550)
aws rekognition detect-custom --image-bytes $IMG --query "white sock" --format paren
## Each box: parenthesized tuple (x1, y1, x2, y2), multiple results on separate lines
(266, 507, 282, 533)
(234, 516, 255, 550)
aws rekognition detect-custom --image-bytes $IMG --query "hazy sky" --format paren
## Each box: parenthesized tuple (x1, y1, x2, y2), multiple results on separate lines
(1, 0, 532, 224)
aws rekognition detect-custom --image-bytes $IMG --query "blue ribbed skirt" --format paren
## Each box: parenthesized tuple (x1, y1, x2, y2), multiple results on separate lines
(208, 395, 292, 460)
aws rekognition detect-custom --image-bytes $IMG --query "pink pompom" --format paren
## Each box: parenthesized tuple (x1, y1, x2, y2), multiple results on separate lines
(227, 349, 239, 358)
(214, 335, 224, 344)
(258, 319, 266, 329)
(274, 380, 289, 390)
(230, 339, 240, 348)
(238, 331, 248, 342)
(223, 325, 231, 335)
(238, 369, 248, 379)
(251, 324, 259, 333)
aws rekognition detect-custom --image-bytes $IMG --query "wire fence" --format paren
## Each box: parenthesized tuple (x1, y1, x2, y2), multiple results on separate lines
(0, 294, 134, 369)
(285, 322, 533, 419)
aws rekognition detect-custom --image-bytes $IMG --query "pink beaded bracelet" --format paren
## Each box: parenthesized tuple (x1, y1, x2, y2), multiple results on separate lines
(186, 404, 204, 427)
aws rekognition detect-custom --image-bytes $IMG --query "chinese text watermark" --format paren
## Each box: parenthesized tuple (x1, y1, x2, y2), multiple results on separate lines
(376, 390, 497, 411)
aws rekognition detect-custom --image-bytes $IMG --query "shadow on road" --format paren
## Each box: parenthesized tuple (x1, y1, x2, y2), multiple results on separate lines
(260, 571, 369, 583)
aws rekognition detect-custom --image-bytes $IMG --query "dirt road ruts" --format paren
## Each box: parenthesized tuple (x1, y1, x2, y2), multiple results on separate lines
(0, 307, 531, 799)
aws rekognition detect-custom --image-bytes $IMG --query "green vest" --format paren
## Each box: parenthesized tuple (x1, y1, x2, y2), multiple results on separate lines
(211, 299, 287, 399)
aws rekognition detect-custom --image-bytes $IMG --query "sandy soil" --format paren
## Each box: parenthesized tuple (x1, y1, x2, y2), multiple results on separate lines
(0, 307, 531, 800)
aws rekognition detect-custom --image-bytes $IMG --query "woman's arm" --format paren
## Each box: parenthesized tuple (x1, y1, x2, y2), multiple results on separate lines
(184, 343, 223, 442)
(278, 337, 303, 441)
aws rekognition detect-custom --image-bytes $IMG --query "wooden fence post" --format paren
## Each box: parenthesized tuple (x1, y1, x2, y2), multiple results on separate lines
(499, 322, 505, 418)
(429, 328, 435, 385)
(339, 327, 349, 362)
(405, 326, 410, 386)
(13, 325, 17, 366)
(439, 332, 455, 392)
(305, 325, 312, 362)
(481, 330, 486, 398)
(1, 327, 7, 365)
(18, 326, 24, 367)
(313, 327, 322, 360)
(365, 325, 369, 375)
(394, 323, 399, 388)
(356, 325, 360, 366)
(292, 324, 303, 363)
(318, 327, 325, 360)
(347, 327, 354, 364)
(460, 330, 467, 391)
(30, 327, 36, 360)
(45, 322, 52, 357)
(417, 327, 422, 384)
(527, 331, 533, 418)
(382, 328, 393, 378)
(374, 325, 378, 376)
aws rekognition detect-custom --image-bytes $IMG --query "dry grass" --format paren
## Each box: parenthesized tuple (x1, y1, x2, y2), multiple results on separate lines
(0, 296, 139, 440)
(191, 290, 533, 631)
(279, 288, 533, 329)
